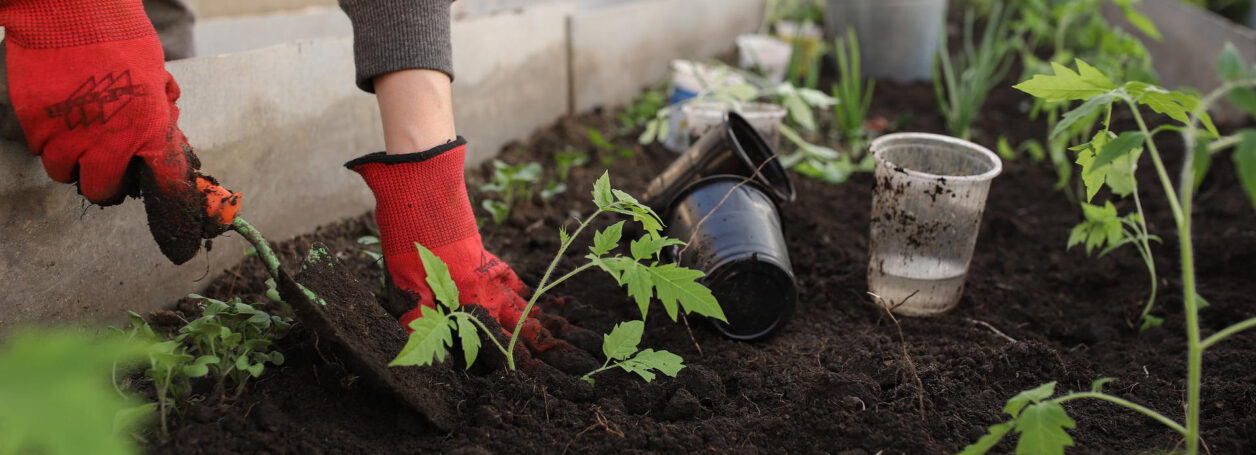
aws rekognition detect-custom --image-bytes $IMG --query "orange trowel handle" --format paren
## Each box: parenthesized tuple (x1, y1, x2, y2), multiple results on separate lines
(196, 175, 242, 225)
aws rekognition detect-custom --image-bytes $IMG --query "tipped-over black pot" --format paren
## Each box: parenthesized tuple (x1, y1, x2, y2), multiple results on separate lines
(643, 111, 795, 217)
(665, 175, 797, 341)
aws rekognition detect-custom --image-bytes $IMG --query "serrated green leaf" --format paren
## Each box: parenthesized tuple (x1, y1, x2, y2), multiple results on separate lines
(629, 236, 685, 261)
(591, 221, 625, 256)
(390, 306, 454, 367)
(1013, 402, 1076, 455)
(617, 348, 685, 382)
(592, 172, 614, 208)
(1014, 60, 1116, 102)
(415, 243, 459, 310)
(602, 320, 644, 361)
(1090, 377, 1116, 393)
(1003, 382, 1057, 417)
(621, 261, 655, 318)
(1234, 130, 1256, 210)
(1075, 133, 1109, 202)
(1051, 94, 1113, 140)
(1092, 132, 1145, 170)
(453, 314, 481, 369)
(646, 264, 725, 322)
(1105, 148, 1142, 197)
(183, 355, 219, 378)
(958, 421, 1015, 455)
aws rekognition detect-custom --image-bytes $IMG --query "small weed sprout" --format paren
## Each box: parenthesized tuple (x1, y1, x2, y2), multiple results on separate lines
(391, 172, 725, 379)
(479, 160, 542, 225)
(554, 147, 590, 182)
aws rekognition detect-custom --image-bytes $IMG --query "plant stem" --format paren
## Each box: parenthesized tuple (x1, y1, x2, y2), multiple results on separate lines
(1201, 316, 1256, 349)
(505, 209, 606, 370)
(1130, 100, 1200, 455)
(1131, 184, 1159, 324)
(457, 312, 510, 356)
(230, 217, 321, 307)
(1054, 392, 1187, 435)
(536, 262, 597, 296)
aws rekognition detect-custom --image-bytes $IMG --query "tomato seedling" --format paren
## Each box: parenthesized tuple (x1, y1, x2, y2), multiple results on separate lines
(962, 54, 1256, 455)
(390, 172, 725, 378)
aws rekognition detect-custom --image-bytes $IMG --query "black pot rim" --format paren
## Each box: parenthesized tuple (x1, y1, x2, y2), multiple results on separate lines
(664, 174, 779, 218)
(708, 255, 798, 341)
(724, 112, 797, 203)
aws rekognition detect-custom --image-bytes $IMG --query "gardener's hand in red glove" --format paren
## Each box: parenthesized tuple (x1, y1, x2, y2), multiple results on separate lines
(348, 138, 599, 374)
(0, 0, 238, 264)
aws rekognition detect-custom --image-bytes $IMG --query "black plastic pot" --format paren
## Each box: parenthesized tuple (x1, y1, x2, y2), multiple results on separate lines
(643, 112, 796, 216)
(665, 175, 797, 340)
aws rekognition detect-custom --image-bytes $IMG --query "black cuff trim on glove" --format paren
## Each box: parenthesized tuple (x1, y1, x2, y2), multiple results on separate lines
(344, 136, 467, 169)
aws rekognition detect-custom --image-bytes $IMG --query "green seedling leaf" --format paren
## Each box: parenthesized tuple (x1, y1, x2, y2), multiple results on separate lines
(452, 314, 481, 369)
(783, 92, 817, 131)
(1234, 129, 1256, 210)
(592, 172, 614, 208)
(958, 421, 1015, 455)
(617, 348, 685, 382)
(1014, 60, 1116, 102)
(647, 263, 725, 322)
(1115, 0, 1161, 40)
(390, 305, 454, 367)
(1139, 314, 1164, 332)
(1091, 131, 1145, 169)
(1069, 202, 1123, 254)
(1090, 377, 1116, 393)
(630, 236, 684, 261)
(1127, 83, 1219, 136)
(1013, 402, 1076, 455)
(1003, 382, 1057, 418)
(1218, 43, 1248, 81)
(591, 221, 625, 256)
(1051, 93, 1113, 139)
(415, 242, 459, 310)
(602, 320, 644, 361)
(183, 355, 220, 378)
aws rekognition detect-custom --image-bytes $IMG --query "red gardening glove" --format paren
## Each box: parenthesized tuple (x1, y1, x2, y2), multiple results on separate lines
(0, 0, 237, 264)
(347, 139, 598, 373)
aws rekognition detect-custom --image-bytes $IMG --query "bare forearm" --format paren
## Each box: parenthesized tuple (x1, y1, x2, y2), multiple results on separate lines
(374, 69, 456, 154)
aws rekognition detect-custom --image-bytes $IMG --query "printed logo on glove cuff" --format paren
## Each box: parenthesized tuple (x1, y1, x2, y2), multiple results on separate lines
(44, 71, 148, 130)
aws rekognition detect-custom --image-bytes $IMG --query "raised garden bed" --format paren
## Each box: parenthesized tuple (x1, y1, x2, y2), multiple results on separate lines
(145, 77, 1256, 454)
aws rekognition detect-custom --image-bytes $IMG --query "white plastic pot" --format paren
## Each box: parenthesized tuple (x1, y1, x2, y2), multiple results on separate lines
(736, 34, 793, 84)
(681, 101, 787, 151)
(665, 61, 748, 152)
(824, 0, 947, 82)
(774, 20, 824, 80)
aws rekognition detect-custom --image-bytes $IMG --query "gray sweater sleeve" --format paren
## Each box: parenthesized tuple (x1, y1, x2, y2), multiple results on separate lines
(337, 0, 454, 93)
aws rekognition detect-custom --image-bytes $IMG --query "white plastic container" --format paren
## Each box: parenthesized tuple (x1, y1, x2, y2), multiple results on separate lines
(774, 20, 823, 79)
(867, 133, 1002, 316)
(737, 34, 792, 84)
(665, 61, 748, 152)
(681, 101, 787, 151)
(824, 0, 947, 82)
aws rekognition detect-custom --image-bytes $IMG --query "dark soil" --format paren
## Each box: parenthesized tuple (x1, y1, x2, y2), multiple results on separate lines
(149, 81, 1256, 454)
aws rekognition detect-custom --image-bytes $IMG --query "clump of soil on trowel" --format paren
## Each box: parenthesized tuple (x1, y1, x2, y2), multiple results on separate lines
(283, 242, 461, 431)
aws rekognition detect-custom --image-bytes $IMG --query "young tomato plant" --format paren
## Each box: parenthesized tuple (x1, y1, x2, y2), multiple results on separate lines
(391, 172, 726, 376)
(962, 55, 1256, 455)
(180, 295, 291, 399)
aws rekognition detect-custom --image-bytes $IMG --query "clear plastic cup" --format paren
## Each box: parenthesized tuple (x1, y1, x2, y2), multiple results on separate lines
(681, 101, 787, 150)
(867, 133, 1002, 316)
(736, 34, 792, 84)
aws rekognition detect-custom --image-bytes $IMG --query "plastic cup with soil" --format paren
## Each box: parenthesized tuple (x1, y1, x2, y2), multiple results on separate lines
(643, 111, 795, 213)
(664, 175, 796, 340)
(736, 34, 792, 84)
(867, 132, 1001, 316)
(681, 100, 787, 151)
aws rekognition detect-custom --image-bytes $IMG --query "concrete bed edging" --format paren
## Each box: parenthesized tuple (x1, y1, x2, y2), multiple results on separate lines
(0, 0, 764, 330)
